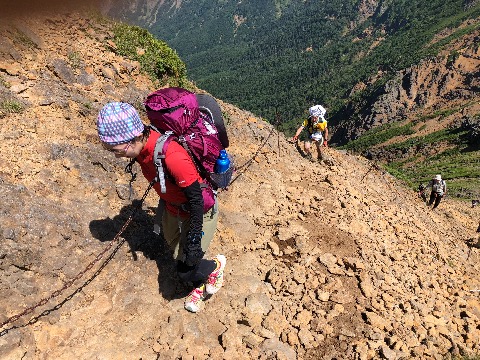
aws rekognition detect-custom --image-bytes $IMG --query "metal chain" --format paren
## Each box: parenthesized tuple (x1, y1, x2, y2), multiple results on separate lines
(0, 180, 155, 332)
(1, 115, 281, 330)
(228, 115, 279, 187)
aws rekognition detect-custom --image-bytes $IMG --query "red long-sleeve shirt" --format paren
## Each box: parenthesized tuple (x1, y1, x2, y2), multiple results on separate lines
(136, 130, 203, 216)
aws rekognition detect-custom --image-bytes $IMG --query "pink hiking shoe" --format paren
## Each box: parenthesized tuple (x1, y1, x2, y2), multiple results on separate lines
(184, 284, 206, 313)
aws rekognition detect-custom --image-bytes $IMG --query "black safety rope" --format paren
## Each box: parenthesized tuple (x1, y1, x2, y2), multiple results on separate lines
(228, 114, 280, 188)
(125, 159, 138, 200)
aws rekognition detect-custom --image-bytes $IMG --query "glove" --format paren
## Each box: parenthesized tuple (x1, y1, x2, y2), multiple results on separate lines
(183, 232, 205, 267)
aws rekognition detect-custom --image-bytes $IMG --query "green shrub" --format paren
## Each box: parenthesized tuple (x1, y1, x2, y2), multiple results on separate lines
(446, 50, 460, 67)
(68, 51, 82, 70)
(112, 23, 188, 87)
(222, 111, 231, 126)
(416, 107, 460, 122)
(0, 75, 10, 88)
(0, 100, 24, 117)
(339, 122, 415, 152)
(347, 123, 479, 200)
(387, 141, 480, 198)
(453, 355, 480, 360)
(12, 28, 37, 48)
(384, 128, 464, 151)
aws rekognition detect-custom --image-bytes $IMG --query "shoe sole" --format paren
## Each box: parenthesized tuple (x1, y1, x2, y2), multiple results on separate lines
(185, 304, 201, 313)
(184, 288, 205, 313)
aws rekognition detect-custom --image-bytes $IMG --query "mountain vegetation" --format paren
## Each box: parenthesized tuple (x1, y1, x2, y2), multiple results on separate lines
(110, 0, 479, 127)
(1, 8, 479, 360)
(112, 23, 188, 87)
(107, 0, 480, 201)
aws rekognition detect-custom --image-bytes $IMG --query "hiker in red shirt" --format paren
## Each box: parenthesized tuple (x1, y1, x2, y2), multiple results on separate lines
(97, 102, 226, 313)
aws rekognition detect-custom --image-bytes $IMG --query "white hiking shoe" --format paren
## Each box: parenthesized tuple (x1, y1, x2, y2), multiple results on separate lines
(205, 255, 227, 295)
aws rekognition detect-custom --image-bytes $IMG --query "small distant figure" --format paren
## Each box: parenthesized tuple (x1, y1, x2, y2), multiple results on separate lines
(292, 105, 329, 162)
(472, 199, 479, 208)
(417, 184, 428, 202)
(475, 222, 480, 248)
(421, 174, 447, 209)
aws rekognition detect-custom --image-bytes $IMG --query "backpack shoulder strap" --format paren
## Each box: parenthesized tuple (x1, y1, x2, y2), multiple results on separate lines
(153, 131, 174, 194)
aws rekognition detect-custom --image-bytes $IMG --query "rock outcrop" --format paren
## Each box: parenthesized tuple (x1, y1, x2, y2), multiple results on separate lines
(332, 19, 480, 143)
(0, 12, 479, 360)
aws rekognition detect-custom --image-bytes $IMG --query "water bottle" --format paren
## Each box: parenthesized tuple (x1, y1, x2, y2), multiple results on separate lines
(215, 149, 230, 174)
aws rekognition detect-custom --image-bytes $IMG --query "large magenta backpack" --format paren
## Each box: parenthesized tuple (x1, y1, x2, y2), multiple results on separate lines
(144, 88, 231, 217)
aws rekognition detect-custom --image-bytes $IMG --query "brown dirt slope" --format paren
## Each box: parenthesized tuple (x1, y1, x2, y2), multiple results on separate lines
(0, 12, 479, 360)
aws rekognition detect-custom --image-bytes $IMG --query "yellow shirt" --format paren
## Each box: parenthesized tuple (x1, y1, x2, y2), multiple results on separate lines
(302, 118, 327, 134)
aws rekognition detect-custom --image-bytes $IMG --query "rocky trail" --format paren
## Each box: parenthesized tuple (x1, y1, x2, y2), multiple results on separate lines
(0, 12, 479, 360)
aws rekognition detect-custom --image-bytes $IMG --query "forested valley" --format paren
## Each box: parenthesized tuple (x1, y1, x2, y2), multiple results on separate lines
(107, 0, 480, 198)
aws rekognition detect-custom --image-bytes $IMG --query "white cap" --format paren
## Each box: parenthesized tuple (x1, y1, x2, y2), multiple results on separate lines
(434, 174, 442, 181)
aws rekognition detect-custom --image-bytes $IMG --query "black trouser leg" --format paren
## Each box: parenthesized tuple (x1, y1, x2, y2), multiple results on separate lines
(428, 191, 436, 206)
(177, 259, 216, 287)
(432, 194, 443, 209)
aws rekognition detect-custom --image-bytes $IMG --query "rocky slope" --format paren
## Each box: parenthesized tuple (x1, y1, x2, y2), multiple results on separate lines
(0, 11, 479, 360)
(333, 19, 480, 143)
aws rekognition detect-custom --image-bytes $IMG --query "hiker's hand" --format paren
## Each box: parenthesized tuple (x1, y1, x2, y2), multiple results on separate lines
(292, 135, 298, 142)
(323, 140, 328, 147)
(183, 232, 204, 266)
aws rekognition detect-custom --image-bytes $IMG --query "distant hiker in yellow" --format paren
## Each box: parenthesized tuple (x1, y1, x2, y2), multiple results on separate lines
(421, 174, 447, 209)
(292, 105, 329, 162)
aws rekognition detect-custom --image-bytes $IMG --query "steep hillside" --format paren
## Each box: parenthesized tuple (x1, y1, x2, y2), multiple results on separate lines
(336, 25, 480, 200)
(105, 0, 480, 202)
(105, 0, 480, 129)
(333, 21, 480, 143)
(1, 11, 480, 360)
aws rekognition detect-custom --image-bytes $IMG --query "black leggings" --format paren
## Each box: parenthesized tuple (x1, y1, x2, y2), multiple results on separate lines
(428, 191, 443, 209)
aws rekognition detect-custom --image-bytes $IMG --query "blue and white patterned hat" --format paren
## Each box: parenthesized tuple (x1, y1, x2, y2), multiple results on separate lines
(97, 102, 144, 145)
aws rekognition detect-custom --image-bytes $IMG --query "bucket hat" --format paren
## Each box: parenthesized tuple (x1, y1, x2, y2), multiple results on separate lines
(97, 102, 144, 145)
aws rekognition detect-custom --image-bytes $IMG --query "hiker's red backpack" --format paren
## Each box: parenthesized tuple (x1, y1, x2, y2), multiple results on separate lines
(144, 87, 231, 203)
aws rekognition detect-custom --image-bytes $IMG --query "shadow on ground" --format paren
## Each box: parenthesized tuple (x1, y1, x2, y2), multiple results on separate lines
(89, 201, 189, 301)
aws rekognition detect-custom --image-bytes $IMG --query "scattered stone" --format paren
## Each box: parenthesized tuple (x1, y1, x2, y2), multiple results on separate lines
(259, 338, 297, 360)
(0, 11, 478, 360)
